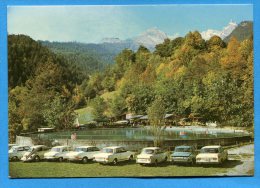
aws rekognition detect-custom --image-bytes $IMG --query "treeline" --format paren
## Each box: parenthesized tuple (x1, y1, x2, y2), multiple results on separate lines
(79, 32, 253, 128)
(8, 35, 86, 142)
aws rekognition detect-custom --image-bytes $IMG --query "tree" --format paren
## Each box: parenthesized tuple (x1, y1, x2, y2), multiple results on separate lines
(42, 95, 77, 130)
(90, 97, 106, 121)
(147, 97, 166, 147)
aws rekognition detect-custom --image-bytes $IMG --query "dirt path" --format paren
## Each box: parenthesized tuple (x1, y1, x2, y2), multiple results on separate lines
(217, 144, 254, 176)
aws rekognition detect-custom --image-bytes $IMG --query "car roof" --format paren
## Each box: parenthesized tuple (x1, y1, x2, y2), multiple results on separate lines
(142, 147, 160, 150)
(76, 146, 96, 148)
(202, 145, 221, 149)
(12, 145, 30, 148)
(52, 146, 69, 149)
(31, 145, 45, 149)
(103, 146, 124, 149)
(175, 146, 193, 148)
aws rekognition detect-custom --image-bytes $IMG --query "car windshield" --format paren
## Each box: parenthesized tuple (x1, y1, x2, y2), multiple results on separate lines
(201, 148, 219, 153)
(142, 149, 154, 154)
(51, 148, 61, 152)
(75, 148, 85, 152)
(102, 148, 113, 153)
(175, 147, 191, 152)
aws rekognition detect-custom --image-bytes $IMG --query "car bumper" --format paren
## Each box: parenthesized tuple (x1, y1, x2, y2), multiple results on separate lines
(67, 157, 82, 161)
(196, 159, 220, 164)
(44, 156, 58, 160)
(94, 158, 110, 163)
(21, 157, 34, 162)
(171, 157, 191, 163)
(136, 159, 152, 164)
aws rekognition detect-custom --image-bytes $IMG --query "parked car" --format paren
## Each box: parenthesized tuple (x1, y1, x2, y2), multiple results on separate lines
(171, 146, 197, 165)
(65, 146, 100, 163)
(21, 145, 49, 162)
(43, 146, 71, 162)
(196, 145, 228, 165)
(93, 146, 135, 165)
(9, 145, 31, 161)
(136, 147, 168, 166)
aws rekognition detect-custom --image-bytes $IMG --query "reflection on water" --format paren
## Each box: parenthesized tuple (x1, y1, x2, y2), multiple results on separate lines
(37, 127, 248, 141)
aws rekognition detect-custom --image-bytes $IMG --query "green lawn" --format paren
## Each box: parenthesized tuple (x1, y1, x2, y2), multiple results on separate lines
(9, 160, 240, 178)
(75, 107, 94, 124)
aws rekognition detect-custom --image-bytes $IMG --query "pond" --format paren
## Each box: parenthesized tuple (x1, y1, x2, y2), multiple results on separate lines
(35, 127, 249, 141)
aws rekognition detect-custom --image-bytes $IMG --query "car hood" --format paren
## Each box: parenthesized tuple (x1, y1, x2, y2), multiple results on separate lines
(196, 153, 218, 158)
(172, 152, 191, 157)
(93, 153, 111, 158)
(137, 154, 153, 158)
(44, 151, 59, 157)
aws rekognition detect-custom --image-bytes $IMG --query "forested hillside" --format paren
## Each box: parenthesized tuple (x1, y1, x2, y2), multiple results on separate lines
(81, 32, 253, 128)
(8, 35, 85, 141)
(8, 29, 253, 141)
(40, 40, 129, 71)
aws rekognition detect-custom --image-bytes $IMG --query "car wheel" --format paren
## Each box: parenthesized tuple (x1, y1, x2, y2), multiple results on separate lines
(129, 155, 134, 161)
(58, 157, 63, 162)
(12, 156, 18, 161)
(154, 159, 158, 166)
(113, 158, 118, 165)
(82, 157, 88, 164)
(35, 155, 40, 162)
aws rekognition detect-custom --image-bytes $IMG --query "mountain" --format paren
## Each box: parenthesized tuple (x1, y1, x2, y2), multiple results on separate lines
(99, 28, 168, 51)
(131, 28, 168, 50)
(201, 21, 238, 40)
(101, 37, 123, 43)
(40, 28, 170, 70)
(223, 21, 253, 42)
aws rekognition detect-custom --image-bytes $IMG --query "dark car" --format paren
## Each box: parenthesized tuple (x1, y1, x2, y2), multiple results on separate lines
(171, 146, 197, 165)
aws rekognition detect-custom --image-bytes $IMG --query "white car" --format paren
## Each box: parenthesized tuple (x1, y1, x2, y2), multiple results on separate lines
(196, 145, 228, 165)
(93, 146, 135, 165)
(9, 145, 31, 161)
(43, 146, 71, 162)
(21, 145, 49, 162)
(136, 147, 168, 165)
(65, 146, 100, 163)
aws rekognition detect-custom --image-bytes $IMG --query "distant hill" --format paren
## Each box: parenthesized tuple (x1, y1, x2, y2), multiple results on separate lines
(224, 21, 253, 42)
(39, 28, 169, 73)
(40, 41, 121, 68)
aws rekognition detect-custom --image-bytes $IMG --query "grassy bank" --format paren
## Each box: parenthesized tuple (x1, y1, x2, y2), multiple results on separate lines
(9, 160, 242, 178)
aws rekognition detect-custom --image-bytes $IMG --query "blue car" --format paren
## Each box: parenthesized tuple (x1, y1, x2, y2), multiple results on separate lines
(171, 146, 197, 165)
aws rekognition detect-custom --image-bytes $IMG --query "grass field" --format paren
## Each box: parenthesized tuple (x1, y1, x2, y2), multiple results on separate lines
(9, 160, 242, 178)
(75, 107, 94, 124)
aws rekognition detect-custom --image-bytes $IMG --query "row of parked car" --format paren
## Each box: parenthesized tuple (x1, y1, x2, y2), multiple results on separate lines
(8, 144, 228, 165)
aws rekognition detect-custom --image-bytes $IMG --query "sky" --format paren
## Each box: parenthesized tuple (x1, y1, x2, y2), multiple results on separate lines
(7, 5, 253, 43)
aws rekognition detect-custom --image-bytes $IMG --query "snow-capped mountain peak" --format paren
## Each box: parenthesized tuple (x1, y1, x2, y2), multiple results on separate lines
(201, 21, 238, 40)
(133, 28, 168, 50)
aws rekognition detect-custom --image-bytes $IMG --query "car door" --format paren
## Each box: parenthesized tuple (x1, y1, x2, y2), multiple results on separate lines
(88, 147, 100, 159)
(18, 146, 30, 158)
(120, 147, 128, 160)
(40, 146, 49, 158)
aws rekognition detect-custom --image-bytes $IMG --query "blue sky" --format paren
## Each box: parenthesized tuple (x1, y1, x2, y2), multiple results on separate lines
(7, 5, 253, 43)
